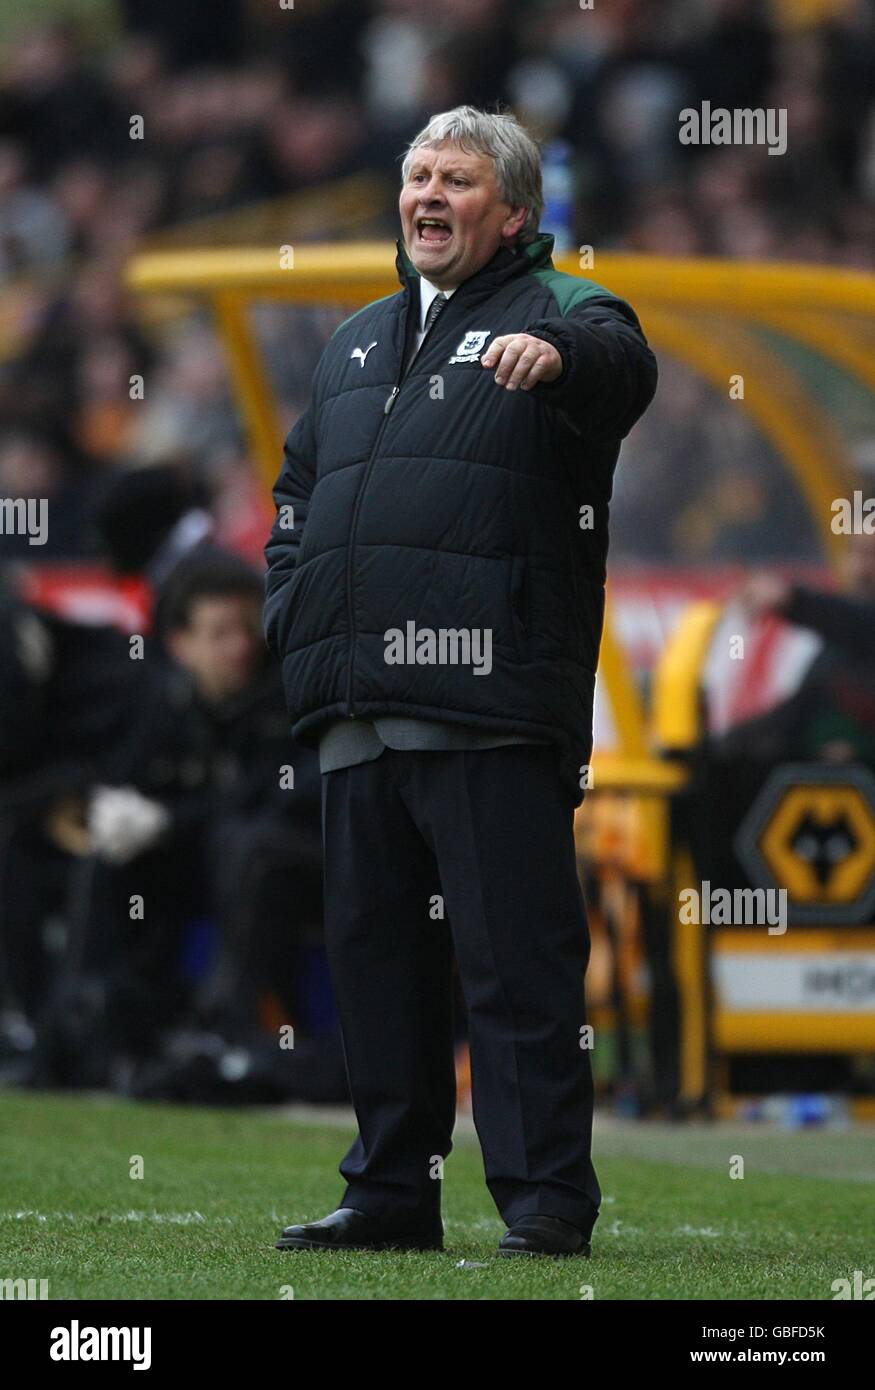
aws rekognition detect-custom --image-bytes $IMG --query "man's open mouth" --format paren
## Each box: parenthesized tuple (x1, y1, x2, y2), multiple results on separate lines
(416, 217, 452, 245)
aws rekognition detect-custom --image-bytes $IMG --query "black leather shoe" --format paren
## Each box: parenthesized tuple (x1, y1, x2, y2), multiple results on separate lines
(498, 1214, 592, 1258)
(275, 1207, 444, 1252)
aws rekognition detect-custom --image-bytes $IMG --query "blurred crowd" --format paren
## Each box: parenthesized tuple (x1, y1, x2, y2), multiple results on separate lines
(0, 0, 873, 566)
(0, 0, 874, 1103)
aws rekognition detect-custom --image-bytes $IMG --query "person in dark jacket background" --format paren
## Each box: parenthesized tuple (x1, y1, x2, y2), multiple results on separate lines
(714, 526, 875, 764)
(265, 106, 658, 1258)
(82, 551, 333, 1088)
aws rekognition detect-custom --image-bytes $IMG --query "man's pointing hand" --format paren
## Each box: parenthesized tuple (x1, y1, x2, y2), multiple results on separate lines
(481, 334, 563, 391)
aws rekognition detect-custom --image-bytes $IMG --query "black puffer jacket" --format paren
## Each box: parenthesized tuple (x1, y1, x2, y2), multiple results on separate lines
(264, 232, 658, 804)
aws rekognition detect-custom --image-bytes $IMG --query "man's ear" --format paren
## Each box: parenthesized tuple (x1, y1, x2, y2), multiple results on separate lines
(502, 205, 529, 248)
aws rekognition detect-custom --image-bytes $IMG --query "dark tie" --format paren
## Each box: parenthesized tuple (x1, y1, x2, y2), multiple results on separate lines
(402, 292, 449, 378)
(422, 291, 449, 336)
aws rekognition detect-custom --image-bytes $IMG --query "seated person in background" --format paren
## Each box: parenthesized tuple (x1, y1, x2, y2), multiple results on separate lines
(84, 550, 332, 1090)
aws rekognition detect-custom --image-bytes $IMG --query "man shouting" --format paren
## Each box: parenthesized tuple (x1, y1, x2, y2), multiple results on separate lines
(265, 105, 658, 1258)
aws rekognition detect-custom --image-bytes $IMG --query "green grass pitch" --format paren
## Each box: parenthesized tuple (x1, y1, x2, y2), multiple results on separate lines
(1, 1091, 872, 1300)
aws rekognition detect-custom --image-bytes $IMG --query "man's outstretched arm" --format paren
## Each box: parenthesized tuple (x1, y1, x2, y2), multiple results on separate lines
(521, 295, 659, 441)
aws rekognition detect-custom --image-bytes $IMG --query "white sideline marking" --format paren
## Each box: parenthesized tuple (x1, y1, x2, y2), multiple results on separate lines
(4, 1210, 228, 1225)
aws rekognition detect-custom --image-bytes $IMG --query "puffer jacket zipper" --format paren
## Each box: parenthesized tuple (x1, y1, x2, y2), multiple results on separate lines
(344, 289, 420, 717)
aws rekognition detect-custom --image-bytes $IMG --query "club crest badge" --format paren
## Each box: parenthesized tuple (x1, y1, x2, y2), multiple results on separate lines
(449, 330, 491, 364)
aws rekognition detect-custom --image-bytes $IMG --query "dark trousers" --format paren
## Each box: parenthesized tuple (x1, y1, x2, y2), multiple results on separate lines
(321, 743, 601, 1236)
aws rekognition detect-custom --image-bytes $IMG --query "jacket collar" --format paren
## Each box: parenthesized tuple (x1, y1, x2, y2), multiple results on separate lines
(394, 231, 556, 298)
